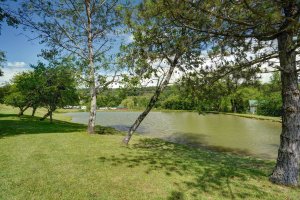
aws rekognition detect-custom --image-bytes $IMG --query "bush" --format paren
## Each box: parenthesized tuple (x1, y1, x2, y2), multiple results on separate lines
(257, 92, 282, 116)
(121, 98, 135, 109)
(162, 95, 194, 110)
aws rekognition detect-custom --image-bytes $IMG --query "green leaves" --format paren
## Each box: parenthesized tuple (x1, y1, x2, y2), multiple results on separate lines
(4, 56, 79, 114)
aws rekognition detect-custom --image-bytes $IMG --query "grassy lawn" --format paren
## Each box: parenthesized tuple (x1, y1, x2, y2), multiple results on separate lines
(0, 106, 299, 199)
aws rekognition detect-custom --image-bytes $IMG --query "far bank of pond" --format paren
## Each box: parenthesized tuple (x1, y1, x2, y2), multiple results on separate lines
(65, 111, 281, 159)
(207, 111, 281, 123)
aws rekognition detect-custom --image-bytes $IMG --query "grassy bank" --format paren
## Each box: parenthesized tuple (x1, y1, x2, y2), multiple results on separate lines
(0, 106, 299, 199)
(207, 111, 281, 123)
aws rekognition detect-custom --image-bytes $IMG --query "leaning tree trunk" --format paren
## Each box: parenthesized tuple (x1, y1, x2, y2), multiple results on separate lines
(18, 105, 30, 116)
(85, 0, 97, 134)
(123, 61, 177, 144)
(40, 110, 52, 122)
(269, 31, 300, 186)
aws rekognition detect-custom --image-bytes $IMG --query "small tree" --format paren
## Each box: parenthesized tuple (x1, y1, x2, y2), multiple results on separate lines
(4, 72, 37, 116)
(120, 98, 134, 109)
(32, 59, 79, 123)
(13, 70, 41, 116)
(4, 86, 29, 116)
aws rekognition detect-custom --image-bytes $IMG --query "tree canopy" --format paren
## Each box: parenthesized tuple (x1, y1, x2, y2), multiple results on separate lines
(4, 57, 79, 122)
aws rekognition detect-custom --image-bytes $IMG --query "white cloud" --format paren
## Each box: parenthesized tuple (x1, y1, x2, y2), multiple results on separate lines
(0, 61, 31, 85)
(7, 61, 27, 68)
(126, 34, 134, 43)
(260, 73, 272, 83)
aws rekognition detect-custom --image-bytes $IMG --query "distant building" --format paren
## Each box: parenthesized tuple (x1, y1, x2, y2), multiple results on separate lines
(99, 107, 109, 110)
(249, 100, 258, 114)
(116, 105, 128, 110)
(64, 105, 85, 110)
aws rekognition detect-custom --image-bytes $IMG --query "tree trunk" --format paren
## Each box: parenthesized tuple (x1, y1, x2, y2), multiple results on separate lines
(269, 31, 300, 186)
(123, 61, 177, 144)
(123, 88, 161, 144)
(40, 110, 52, 121)
(230, 99, 237, 113)
(18, 108, 24, 116)
(31, 106, 37, 117)
(85, 0, 97, 134)
(49, 111, 53, 123)
(88, 85, 97, 134)
(18, 105, 30, 117)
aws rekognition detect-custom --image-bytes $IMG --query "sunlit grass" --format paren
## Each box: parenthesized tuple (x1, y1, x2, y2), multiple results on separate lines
(0, 104, 72, 121)
(0, 105, 299, 199)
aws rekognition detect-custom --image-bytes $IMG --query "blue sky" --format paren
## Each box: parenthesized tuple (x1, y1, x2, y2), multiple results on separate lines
(0, 0, 135, 85)
(0, 22, 44, 84)
(0, 22, 133, 85)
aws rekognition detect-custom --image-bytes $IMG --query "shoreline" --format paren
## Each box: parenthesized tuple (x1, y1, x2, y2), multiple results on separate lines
(206, 111, 281, 123)
(57, 107, 281, 123)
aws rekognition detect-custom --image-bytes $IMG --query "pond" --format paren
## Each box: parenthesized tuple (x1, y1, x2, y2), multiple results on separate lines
(65, 111, 281, 159)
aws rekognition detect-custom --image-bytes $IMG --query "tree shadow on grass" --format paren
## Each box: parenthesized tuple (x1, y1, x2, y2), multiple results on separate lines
(162, 131, 268, 158)
(98, 138, 290, 199)
(0, 114, 86, 138)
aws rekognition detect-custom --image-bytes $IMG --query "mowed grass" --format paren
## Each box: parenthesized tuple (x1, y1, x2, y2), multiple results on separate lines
(0, 105, 299, 199)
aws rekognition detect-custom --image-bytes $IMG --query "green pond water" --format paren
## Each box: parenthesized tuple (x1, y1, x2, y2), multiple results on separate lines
(66, 111, 281, 159)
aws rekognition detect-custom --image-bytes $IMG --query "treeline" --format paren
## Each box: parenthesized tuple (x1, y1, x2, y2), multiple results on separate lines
(1, 70, 282, 119)
(92, 72, 282, 117)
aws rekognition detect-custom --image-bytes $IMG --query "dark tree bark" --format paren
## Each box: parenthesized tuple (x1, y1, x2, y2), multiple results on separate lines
(269, 30, 300, 186)
(40, 109, 54, 123)
(49, 111, 53, 123)
(18, 105, 30, 117)
(123, 60, 178, 144)
(40, 111, 51, 121)
(230, 99, 237, 113)
(31, 106, 37, 117)
(40, 111, 50, 121)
